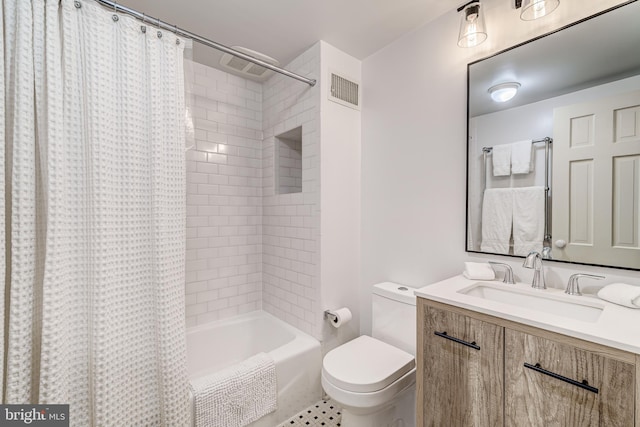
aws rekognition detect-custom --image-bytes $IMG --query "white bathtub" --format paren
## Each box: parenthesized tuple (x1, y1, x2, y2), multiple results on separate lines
(187, 310, 322, 427)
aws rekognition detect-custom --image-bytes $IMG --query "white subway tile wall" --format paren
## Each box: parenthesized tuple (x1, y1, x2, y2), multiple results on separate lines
(185, 60, 264, 327)
(184, 45, 321, 337)
(277, 136, 303, 194)
(262, 44, 322, 339)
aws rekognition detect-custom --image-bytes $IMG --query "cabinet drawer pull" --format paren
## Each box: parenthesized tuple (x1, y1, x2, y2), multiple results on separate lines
(434, 331, 480, 350)
(523, 363, 599, 394)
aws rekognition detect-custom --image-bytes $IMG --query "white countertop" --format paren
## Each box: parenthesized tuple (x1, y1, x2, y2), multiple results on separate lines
(415, 275, 640, 355)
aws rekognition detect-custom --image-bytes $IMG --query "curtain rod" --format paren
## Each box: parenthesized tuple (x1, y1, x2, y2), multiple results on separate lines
(92, 0, 317, 87)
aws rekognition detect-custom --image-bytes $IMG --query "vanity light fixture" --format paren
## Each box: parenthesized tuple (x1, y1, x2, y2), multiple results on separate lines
(516, 0, 560, 21)
(488, 82, 521, 102)
(457, 1, 487, 48)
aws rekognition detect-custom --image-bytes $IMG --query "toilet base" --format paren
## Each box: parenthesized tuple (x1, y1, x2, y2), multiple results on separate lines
(339, 384, 415, 427)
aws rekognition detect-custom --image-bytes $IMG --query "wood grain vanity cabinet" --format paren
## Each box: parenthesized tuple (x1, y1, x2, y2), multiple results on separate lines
(417, 298, 638, 427)
(505, 330, 635, 426)
(419, 303, 504, 426)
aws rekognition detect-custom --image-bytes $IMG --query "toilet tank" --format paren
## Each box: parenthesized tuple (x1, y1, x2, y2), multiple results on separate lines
(372, 282, 417, 356)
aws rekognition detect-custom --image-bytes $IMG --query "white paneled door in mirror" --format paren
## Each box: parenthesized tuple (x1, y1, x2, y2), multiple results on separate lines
(552, 90, 640, 269)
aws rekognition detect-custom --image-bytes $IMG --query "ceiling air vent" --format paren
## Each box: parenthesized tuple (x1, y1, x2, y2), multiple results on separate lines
(246, 64, 268, 76)
(225, 55, 251, 72)
(220, 46, 279, 78)
(329, 71, 360, 110)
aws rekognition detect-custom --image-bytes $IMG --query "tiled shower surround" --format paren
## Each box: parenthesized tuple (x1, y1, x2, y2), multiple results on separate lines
(185, 60, 264, 327)
(262, 45, 321, 339)
(184, 45, 323, 339)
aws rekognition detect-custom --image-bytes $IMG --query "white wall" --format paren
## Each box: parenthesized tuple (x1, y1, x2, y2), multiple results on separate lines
(360, 0, 636, 335)
(360, 8, 469, 335)
(319, 41, 362, 352)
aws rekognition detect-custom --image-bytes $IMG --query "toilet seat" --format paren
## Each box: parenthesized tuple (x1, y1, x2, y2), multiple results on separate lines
(322, 335, 415, 393)
(321, 365, 415, 412)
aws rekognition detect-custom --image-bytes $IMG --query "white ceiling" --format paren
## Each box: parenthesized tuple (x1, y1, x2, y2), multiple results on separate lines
(118, 0, 458, 73)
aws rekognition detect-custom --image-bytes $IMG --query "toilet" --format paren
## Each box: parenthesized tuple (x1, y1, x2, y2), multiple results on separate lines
(322, 282, 416, 427)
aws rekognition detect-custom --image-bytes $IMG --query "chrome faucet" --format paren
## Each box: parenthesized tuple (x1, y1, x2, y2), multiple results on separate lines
(523, 251, 546, 289)
(565, 273, 605, 296)
(488, 262, 515, 284)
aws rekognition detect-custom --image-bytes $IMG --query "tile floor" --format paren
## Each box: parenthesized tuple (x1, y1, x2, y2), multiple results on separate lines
(278, 399, 342, 426)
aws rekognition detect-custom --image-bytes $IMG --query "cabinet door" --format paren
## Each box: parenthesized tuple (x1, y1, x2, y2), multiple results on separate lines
(418, 303, 504, 427)
(505, 329, 635, 426)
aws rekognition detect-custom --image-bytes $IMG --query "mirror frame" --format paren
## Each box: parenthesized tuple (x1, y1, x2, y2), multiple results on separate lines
(464, 1, 640, 272)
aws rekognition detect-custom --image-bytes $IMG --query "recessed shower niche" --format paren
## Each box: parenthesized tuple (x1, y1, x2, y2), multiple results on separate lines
(275, 126, 303, 194)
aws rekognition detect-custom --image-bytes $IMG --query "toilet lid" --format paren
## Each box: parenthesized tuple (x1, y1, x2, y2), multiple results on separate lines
(322, 335, 415, 393)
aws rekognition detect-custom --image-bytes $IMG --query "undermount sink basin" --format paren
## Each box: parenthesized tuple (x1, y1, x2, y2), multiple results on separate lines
(458, 282, 604, 323)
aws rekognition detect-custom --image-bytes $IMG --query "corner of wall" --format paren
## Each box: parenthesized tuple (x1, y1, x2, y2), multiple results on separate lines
(261, 43, 323, 340)
(318, 42, 363, 352)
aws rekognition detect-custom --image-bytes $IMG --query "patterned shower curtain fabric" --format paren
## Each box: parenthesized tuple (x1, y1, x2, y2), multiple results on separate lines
(1, 1, 190, 425)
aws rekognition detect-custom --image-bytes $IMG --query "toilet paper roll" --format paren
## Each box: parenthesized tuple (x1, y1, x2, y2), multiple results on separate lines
(328, 307, 352, 328)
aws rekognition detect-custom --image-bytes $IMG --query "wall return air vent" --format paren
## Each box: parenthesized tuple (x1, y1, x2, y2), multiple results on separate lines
(329, 71, 360, 110)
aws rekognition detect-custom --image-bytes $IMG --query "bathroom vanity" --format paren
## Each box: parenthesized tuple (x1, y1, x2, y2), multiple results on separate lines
(415, 276, 640, 427)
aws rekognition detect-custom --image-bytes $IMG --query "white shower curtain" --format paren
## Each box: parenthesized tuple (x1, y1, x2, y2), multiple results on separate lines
(1, 1, 190, 425)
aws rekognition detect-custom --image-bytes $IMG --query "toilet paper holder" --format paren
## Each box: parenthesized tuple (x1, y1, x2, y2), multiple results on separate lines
(323, 308, 352, 328)
(324, 310, 338, 323)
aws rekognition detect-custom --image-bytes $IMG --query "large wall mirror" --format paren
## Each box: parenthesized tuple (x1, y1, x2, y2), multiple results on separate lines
(466, 0, 640, 270)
